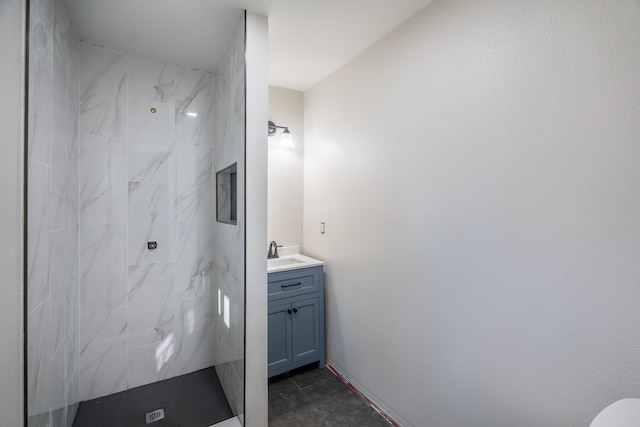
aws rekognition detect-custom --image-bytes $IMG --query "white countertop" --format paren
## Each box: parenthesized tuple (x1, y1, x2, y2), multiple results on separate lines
(267, 247, 324, 273)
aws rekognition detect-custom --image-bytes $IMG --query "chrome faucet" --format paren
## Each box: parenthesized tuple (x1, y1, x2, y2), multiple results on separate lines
(267, 241, 282, 259)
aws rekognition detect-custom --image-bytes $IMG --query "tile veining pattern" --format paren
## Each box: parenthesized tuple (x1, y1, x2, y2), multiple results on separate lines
(27, 0, 81, 425)
(213, 17, 246, 418)
(78, 42, 216, 401)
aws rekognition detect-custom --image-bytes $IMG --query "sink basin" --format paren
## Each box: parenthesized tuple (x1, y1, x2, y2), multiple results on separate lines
(267, 257, 305, 267)
(267, 254, 324, 273)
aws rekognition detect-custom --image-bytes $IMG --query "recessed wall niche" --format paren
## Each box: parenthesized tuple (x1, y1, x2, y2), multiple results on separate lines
(216, 163, 238, 225)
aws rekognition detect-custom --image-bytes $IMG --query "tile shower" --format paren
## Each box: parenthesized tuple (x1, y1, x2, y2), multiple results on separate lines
(78, 41, 216, 398)
(26, 0, 246, 425)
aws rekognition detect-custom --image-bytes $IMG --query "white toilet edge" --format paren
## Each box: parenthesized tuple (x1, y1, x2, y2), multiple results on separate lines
(590, 398, 640, 427)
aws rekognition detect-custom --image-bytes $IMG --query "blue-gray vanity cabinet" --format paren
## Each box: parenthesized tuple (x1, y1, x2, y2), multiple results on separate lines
(268, 265, 325, 377)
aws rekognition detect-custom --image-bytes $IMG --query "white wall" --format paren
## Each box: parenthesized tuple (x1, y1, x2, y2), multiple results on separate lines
(268, 86, 304, 248)
(303, 0, 640, 426)
(0, 0, 26, 425)
(245, 12, 269, 427)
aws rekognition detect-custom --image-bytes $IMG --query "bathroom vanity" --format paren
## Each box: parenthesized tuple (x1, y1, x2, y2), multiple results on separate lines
(267, 255, 325, 377)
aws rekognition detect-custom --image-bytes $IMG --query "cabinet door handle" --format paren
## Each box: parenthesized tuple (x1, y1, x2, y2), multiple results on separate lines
(287, 309, 292, 315)
(292, 308, 298, 314)
(281, 282, 301, 289)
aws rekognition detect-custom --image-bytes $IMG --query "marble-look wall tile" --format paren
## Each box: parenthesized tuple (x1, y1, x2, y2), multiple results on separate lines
(127, 262, 174, 345)
(215, 361, 244, 416)
(57, 97, 78, 170)
(128, 219, 172, 265)
(174, 222, 213, 300)
(231, 357, 244, 386)
(50, 223, 77, 287)
(28, 15, 53, 165)
(50, 229, 70, 351)
(74, 45, 217, 399)
(32, 0, 54, 34)
(80, 307, 128, 400)
(175, 66, 212, 147)
(28, 0, 80, 423)
(79, 224, 127, 312)
(79, 44, 127, 138)
(213, 268, 244, 364)
(51, 109, 76, 230)
(28, 299, 52, 417)
(129, 149, 172, 183)
(52, 0, 76, 115)
(128, 182, 170, 223)
(128, 182, 172, 265)
(213, 20, 245, 417)
(128, 98, 174, 151)
(66, 90, 80, 180)
(212, 76, 233, 167)
(129, 56, 175, 103)
(213, 222, 244, 287)
(65, 371, 80, 427)
(79, 135, 127, 225)
(50, 341, 66, 413)
(128, 340, 175, 389)
(28, 412, 51, 427)
(28, 159, 51, 313)
(213, 175, 244, 269)
(175, 144, 213, 223)
(212, 40, 244, 170)
(66, 185, 79, 244)
(174, 296, 214, 376)
(65, 273, 80, 382)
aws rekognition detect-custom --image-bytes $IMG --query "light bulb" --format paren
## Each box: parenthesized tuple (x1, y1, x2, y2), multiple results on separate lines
(279, 129, 294, 148)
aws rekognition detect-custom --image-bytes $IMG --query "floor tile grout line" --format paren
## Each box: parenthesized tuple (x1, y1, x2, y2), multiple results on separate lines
(269, 367, 391, 426)
(296, 376, 333, 391)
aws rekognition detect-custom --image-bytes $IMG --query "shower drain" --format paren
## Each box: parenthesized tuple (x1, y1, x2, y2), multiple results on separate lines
(145, 408, 165, 424)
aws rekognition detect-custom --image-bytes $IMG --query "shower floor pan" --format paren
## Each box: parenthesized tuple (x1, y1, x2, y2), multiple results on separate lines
(72, 367, 233, 427)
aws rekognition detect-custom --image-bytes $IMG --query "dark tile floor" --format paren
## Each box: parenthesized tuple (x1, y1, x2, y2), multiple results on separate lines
(268, 365, 390, 427)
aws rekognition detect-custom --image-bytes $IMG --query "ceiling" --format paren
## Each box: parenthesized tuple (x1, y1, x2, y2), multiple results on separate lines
(63, 0, 434, 92)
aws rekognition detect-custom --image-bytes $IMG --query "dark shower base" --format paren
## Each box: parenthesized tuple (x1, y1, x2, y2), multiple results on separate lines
(72, 367, 233, 427)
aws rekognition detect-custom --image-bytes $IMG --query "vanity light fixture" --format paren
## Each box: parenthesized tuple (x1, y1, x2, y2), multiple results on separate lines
(268, 120, 294, 148)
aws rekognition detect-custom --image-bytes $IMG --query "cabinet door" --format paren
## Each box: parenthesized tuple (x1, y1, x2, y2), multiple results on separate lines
(291, 297, 320, 363)
(268, 301, 293, 374)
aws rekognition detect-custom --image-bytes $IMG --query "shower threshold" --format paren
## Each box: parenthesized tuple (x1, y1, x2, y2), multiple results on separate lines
(210, 416, 242, 427)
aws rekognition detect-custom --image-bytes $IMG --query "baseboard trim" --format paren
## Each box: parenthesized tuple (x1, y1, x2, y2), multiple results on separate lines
(326, 362, 404, 427)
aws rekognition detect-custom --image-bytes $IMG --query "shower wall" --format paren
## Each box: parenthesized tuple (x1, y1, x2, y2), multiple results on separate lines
(77, 42, 216, 400)
(213, 17, 246, 418)
(27, 0, 80, 425)
(27, 0, 245, 421)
